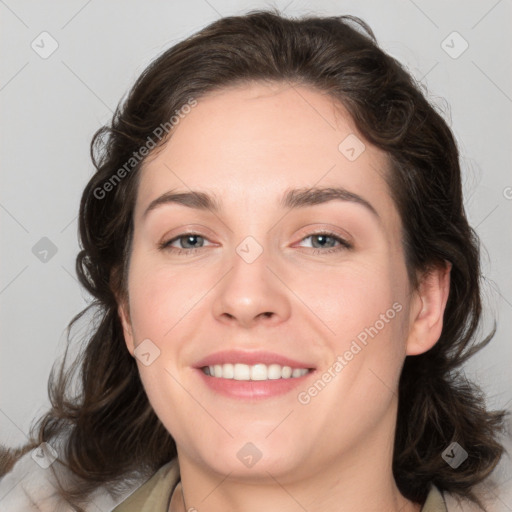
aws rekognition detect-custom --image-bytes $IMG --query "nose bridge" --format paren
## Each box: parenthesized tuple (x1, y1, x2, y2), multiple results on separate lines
(212, 230, 291, 326)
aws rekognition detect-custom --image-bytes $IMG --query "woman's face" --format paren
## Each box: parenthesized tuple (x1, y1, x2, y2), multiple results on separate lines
(119, 81, 441, 482)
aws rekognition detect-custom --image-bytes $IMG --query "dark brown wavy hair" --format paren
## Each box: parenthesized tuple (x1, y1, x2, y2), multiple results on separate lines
(1, 8, 508, 511)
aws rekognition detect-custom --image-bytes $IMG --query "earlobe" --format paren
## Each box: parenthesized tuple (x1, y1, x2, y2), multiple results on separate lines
(118, 302, 135, 357)
(406, 261, 452, 356)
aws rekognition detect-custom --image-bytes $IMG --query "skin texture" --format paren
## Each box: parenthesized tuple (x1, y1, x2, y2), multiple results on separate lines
(118, 81, 451, 512)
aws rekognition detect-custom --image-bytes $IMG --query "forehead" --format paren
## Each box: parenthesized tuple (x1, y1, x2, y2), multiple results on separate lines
(142, 81, 379, 178)
(135, 81, 400, 233)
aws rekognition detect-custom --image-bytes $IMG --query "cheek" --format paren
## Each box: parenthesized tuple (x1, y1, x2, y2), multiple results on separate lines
(127, 255, 210, 341)
(294, 259, 400, 337)
(127, 249, 407, 345)
(297, 257, 408, 392)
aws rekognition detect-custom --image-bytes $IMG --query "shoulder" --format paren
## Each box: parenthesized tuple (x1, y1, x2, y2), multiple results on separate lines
(0, 444, 151, 512)
(441, 480, 511, 512)
(111, 458, 180, 511)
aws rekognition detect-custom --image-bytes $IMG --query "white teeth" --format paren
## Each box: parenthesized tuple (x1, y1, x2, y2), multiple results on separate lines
(203, 363, 310, 380)
(233, 363, 250, 380)
(250, 364, 268, 381)
(282, 365, 292, 378)
(222, 363, 234, 378)
(267, 364, 283, 380)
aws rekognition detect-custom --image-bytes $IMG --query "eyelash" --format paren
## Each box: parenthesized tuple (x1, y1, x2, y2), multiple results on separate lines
(158, 231, 353, 256)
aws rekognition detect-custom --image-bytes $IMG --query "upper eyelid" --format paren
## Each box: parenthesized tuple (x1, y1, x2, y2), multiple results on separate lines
(162, 222, 352, 240)
(166, 233, 215, 247)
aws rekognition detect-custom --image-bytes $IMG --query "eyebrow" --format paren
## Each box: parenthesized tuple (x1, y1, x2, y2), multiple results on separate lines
(142, 186, 380, 221)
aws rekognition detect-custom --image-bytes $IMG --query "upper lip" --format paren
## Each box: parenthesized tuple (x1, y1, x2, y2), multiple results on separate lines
(194, 350, 316, 369)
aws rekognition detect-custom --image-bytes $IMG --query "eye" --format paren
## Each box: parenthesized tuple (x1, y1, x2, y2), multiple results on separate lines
(158, 231, 353, 256)
(158, 233, 213, 255)
(296, 232, 352, 254)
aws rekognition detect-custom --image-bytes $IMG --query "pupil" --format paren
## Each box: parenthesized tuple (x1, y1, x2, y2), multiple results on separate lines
(185, 235, 200, 248)
(314, 235, 332, 248)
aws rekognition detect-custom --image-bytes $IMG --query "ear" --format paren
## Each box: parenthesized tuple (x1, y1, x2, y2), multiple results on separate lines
(118, 301, 135, 358)
(406, 261, 452, 356)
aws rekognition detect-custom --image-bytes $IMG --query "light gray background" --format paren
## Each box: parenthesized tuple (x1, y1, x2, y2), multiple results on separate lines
(1, 0, 511, 507)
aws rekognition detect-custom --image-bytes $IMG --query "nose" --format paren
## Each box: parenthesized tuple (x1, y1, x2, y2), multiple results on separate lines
(212, 241, 291, 329)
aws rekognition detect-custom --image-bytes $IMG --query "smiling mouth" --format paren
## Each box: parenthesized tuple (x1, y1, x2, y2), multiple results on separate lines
(201, 363, 313, 381)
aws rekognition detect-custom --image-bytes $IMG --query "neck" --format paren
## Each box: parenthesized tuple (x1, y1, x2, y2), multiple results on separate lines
(169, 435, 422, 512)
(170, 475, 421, 512)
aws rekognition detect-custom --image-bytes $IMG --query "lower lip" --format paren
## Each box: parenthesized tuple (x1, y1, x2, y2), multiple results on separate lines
(195, 368, 315, 400)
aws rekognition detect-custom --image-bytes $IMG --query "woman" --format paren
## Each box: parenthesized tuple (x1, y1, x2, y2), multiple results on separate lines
(0, 8, 507, 512)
